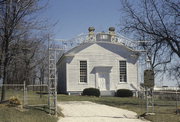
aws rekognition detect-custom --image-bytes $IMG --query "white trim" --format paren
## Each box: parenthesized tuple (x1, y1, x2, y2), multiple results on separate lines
(136, 61, 139, 90)
(126, 62, 128, 83)
(108, 70, 111, 90)
(97, 72, 110, 91)
(66, 60, 68, 91)
(118, 82, 128, 84)
(95, 72, 99, 89)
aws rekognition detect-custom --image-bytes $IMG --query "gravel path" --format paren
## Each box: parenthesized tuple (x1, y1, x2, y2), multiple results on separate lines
(58, 101, 149, 122)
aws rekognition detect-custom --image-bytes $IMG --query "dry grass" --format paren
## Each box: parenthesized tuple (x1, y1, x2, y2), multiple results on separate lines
(0, 89, 57, 122)
(0, 104, 58, 122)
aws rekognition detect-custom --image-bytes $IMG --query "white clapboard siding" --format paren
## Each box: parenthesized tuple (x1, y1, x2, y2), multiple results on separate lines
(57, 43, 139, 94)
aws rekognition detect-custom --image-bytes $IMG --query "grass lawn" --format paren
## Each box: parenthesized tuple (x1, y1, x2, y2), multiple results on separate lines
(0, 89, 58, 122)
(0, 104, 58, 122)
(57, 94, 180, 122)
(1, 90, 180, 122)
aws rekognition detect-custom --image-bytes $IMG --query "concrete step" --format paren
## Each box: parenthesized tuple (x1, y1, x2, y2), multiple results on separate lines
(100, 91, 115, 96)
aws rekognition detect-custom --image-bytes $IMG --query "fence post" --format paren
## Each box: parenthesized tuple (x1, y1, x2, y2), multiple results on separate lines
(176, 88, 179, 114)
(23, 81, 26, 106)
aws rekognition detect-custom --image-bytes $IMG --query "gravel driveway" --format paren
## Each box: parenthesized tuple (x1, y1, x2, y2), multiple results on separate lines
(58, 101, 149, 122)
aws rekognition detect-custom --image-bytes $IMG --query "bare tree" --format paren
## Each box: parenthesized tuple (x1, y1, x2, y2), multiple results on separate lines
(5, 33, 49, 84)
(119, 0, 180, 80)
(137, 34, 172, 75)
(0, 0, 48, 101)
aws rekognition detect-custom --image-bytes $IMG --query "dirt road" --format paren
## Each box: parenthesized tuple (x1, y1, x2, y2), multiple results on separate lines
(58, 101, 149, 122)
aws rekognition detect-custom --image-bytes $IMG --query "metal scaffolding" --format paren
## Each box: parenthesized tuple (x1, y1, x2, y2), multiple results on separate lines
(146, 88, 155, 114)
(48, 37, 66, 115)
(48, 37, 70, 115)
(48, 43, 57, 115)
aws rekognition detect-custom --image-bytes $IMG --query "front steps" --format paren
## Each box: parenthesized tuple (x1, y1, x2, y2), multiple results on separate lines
(100, 90, 115, 96)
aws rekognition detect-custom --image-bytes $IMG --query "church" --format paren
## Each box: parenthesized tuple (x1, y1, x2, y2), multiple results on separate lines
(57, 27, 139, 96)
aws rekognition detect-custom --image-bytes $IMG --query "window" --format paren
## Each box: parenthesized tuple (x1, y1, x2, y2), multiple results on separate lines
(119, 61, 127, 82)
(80, 61, 87, 83)
(100, 34, 108, 40)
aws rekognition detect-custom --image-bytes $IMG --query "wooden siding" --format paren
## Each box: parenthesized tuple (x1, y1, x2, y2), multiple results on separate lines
(64, 44, 138, 92)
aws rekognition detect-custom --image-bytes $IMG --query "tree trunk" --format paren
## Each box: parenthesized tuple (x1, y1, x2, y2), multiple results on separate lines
(1, 0, 10, 102)
(1, 51, 9, 101)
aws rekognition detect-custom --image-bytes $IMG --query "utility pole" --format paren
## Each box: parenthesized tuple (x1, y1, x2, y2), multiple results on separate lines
(144, 55, 155, 115)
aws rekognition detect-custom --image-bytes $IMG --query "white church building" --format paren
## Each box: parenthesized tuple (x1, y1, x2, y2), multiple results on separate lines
(57, 27, 139, 96)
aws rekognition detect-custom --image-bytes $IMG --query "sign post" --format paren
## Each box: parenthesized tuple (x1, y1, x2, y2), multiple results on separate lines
(144, 69, 155, 115)
(144, 69, 154, 88)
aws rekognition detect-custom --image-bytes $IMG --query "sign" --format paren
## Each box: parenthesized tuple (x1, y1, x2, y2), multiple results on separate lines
(144, 69, 154, 88)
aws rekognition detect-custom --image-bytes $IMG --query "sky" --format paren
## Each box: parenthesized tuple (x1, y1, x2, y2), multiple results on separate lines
(39, 0, 178, 86)
(41, 0, 122, 40)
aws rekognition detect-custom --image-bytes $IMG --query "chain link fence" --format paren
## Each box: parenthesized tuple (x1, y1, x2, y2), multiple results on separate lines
(0, 84, 25, 105)
(26, 84, 48, 106)
(0, 83, 49, 108)
(153, 90, 180, 113)
(138, 88, 180, 121)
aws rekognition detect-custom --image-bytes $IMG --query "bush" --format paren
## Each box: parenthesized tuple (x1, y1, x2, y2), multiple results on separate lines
(82, 88, 100, 97)
(116, 89, 133, 97)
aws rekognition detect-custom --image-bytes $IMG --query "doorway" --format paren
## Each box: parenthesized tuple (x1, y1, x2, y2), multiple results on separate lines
(98, 72, 109, 90)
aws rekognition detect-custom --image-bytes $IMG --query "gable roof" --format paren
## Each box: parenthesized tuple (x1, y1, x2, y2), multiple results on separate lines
(64, 43, 94, 56)
(64, 41, 139, 56)
(57, 41, 139, 64)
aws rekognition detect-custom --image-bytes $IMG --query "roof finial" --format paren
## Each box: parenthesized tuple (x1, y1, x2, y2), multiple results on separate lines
(88, 27, 95, 32)
(109, 27, 115, 36)
(88, 27, 96, 42)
